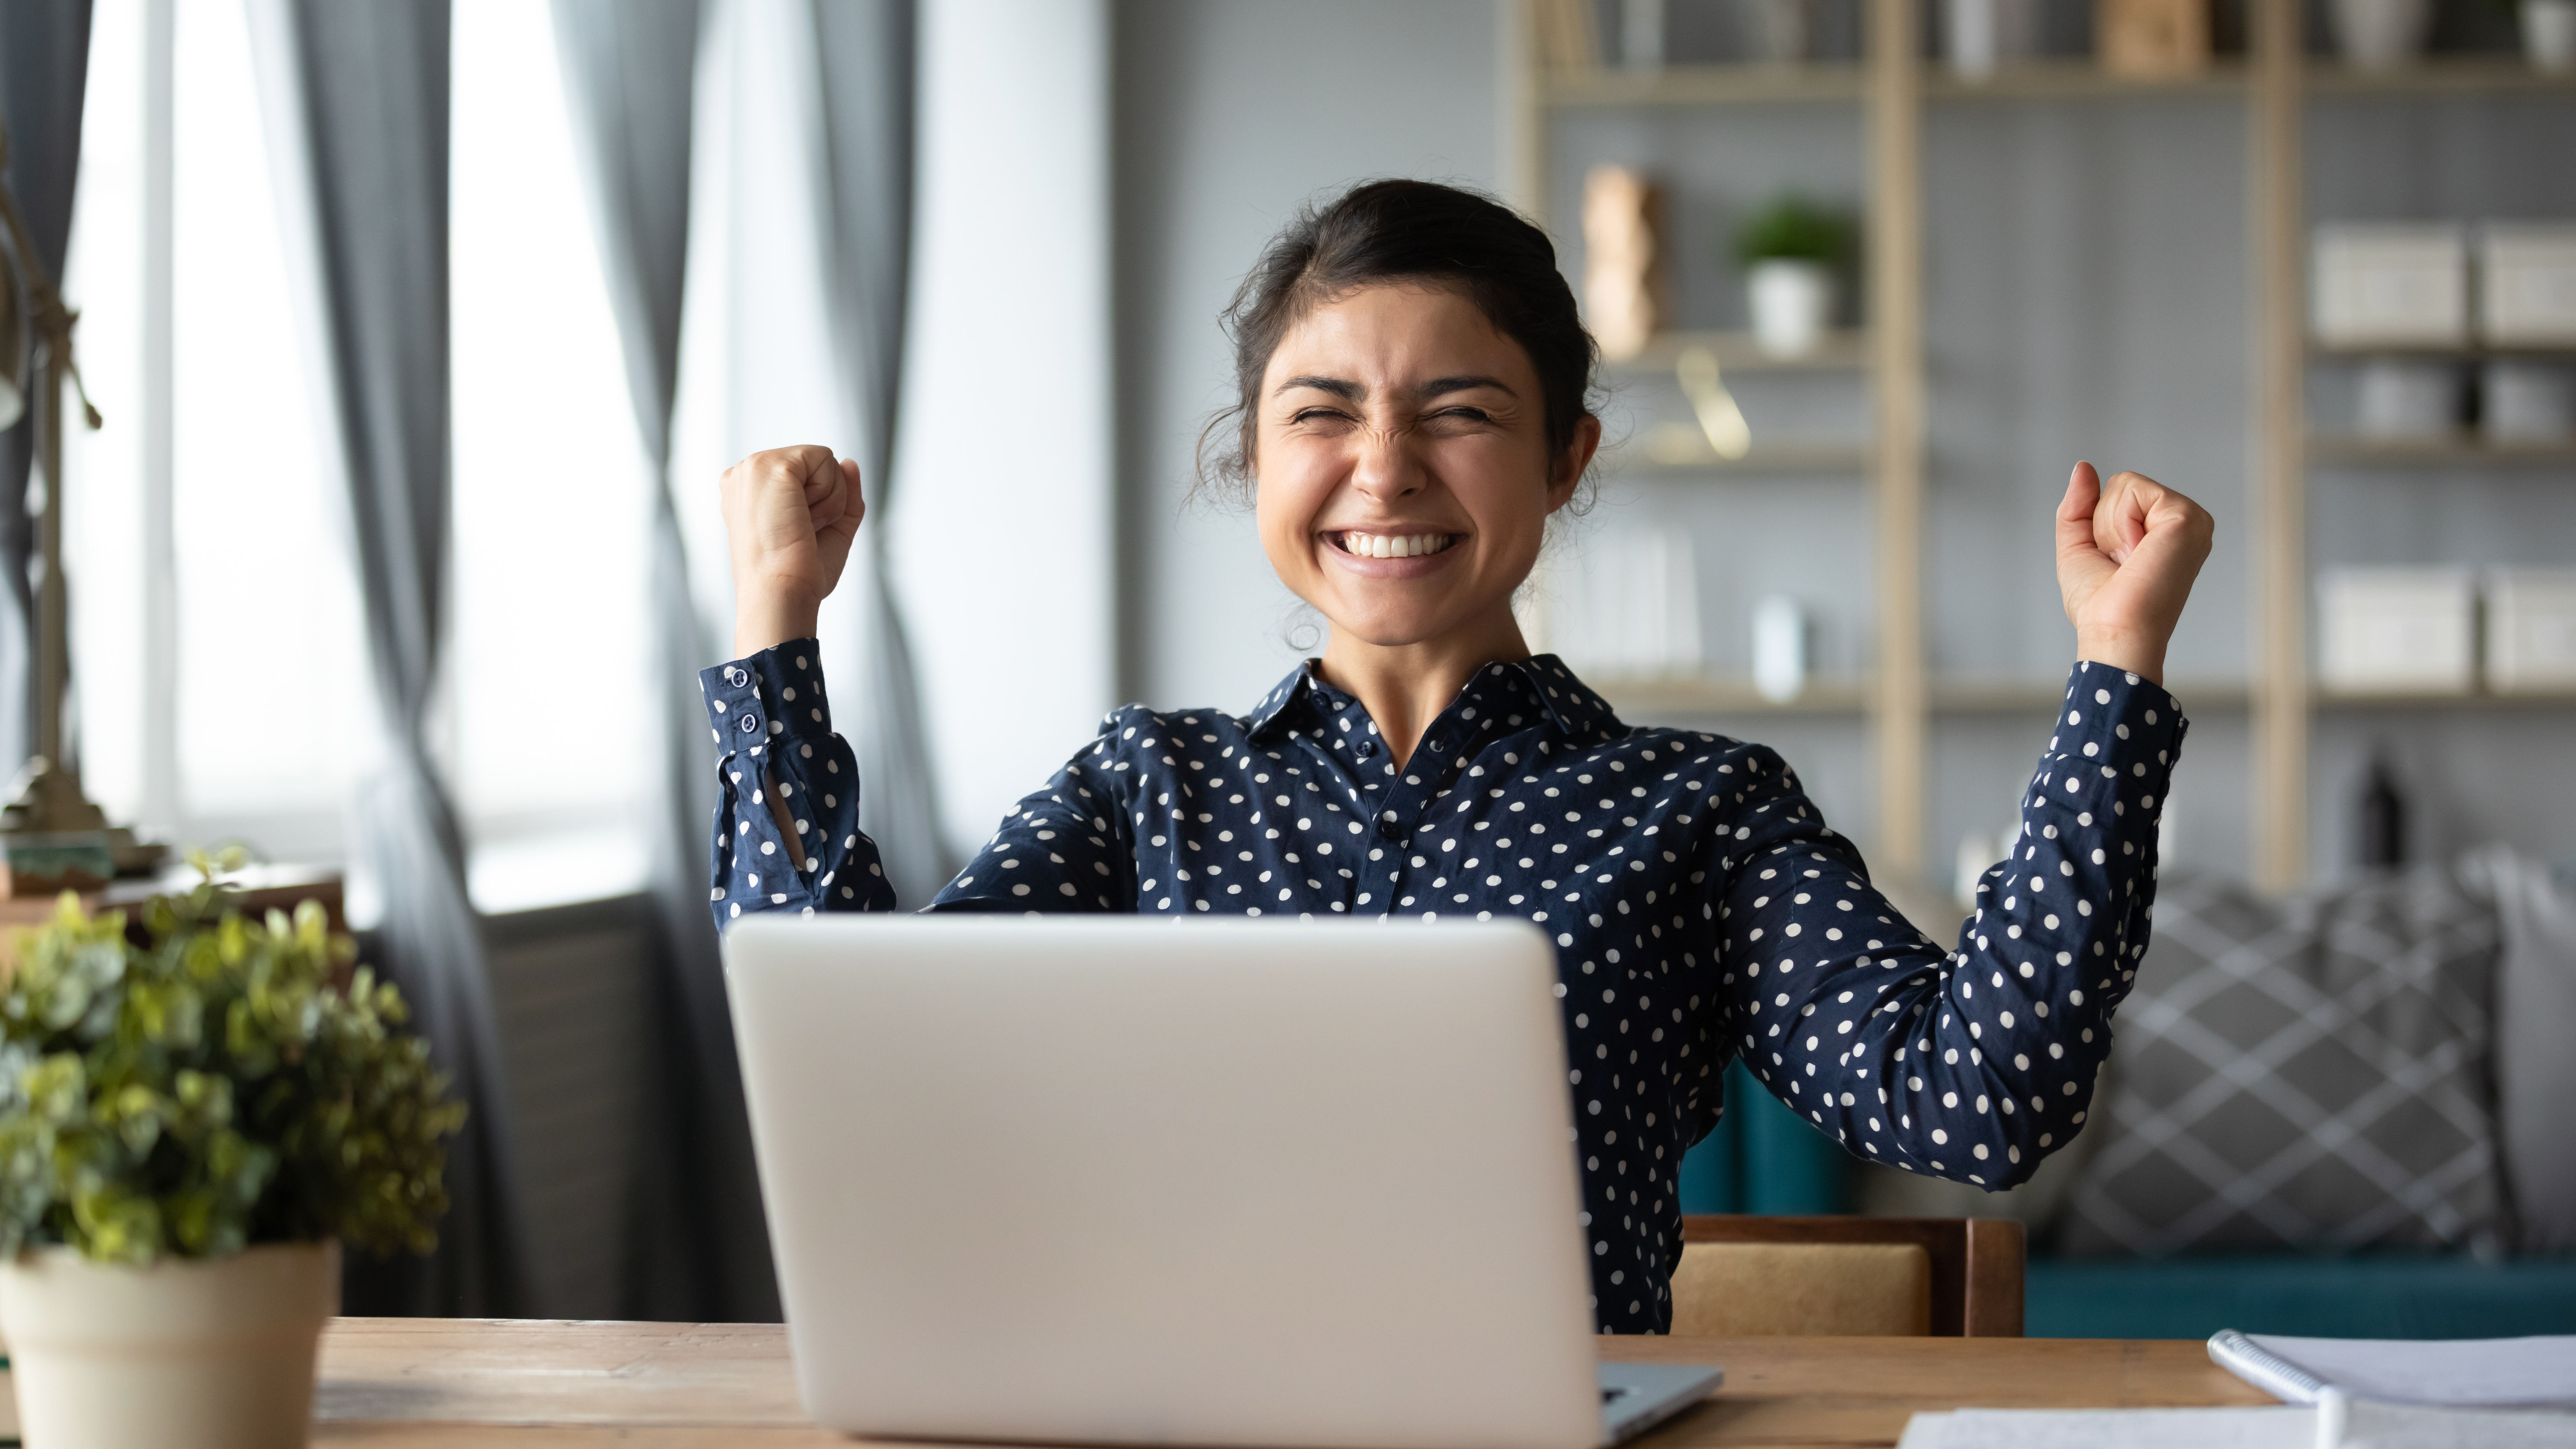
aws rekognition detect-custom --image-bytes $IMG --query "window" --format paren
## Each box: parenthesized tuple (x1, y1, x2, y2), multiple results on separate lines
(63, 0, 655, 916)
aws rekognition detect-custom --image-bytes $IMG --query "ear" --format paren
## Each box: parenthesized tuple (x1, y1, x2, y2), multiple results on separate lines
(1546, 415, 1602, 511)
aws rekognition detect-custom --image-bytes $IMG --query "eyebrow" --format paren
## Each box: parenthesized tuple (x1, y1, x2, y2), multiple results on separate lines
(1272, 374, 1519, 401)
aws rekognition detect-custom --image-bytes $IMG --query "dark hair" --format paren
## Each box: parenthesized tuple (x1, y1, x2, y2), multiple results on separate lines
(1194, 179, 1601, 502)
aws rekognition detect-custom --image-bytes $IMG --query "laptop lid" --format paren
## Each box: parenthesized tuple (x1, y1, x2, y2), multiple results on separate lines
(724, 914, 1608, 1449)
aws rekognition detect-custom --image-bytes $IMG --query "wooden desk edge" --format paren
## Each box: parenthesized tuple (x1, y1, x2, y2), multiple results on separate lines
(314, 1317, 2280, 1447)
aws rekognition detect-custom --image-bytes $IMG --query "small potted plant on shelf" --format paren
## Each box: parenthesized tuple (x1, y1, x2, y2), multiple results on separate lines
(0, 852, 464, 1449)
(1735, 195, 1850, 359)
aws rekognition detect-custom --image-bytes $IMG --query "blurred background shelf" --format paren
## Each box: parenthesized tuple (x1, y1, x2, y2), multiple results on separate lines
(1923, 60, 2251, 100)
(1930, 678, 2252, 712)
(2310, 341, 2576, 360)
(1597, 328, 1870, 374)
(2309, 435, 2576, 466)
(1544, 62, 1865, 107)
(2316, 686, 2576, 709)
(2305, 59, 2576, 94)
(1626, 441, 1875, 475)
(1585, 676, 2262, 716)
(1590, 674, 1873, 715)
(1518, 0, 2576, 895)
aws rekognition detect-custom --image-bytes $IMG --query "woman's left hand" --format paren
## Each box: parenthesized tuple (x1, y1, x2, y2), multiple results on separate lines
(2055, 462, 2215, 685)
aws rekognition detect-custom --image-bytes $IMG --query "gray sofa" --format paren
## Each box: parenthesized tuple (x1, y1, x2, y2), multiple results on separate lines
(1684, 848, 2576, 1338)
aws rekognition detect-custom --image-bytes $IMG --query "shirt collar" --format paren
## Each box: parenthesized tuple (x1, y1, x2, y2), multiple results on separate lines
(1242, 654, 1621, 744)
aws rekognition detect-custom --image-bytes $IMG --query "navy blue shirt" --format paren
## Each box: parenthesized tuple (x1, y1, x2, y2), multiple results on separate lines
(702, 644, 2187, 1333)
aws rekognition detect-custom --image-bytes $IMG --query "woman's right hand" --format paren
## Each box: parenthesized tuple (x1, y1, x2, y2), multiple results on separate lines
(721, 445, 863, 657)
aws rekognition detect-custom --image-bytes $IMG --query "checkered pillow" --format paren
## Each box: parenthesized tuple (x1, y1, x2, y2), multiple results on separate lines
(2058, 870, 2505, 1256)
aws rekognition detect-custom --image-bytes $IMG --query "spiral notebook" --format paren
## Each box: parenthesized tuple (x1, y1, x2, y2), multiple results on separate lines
(2208, 1330, 2576, 1410)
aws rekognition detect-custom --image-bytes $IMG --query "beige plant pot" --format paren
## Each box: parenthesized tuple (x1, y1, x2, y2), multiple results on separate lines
(0, 1240, 339, 1449)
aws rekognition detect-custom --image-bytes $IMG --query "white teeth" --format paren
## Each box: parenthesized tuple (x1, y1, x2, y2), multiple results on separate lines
(1343, 531, 1449, 559)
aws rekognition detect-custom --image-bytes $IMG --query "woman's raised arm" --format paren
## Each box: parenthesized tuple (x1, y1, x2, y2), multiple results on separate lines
(1706, 462, 2213, 1184)
(705, 447, 892, 926)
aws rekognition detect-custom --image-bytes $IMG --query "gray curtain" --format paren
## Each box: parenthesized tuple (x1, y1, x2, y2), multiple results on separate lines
(551, 0, 782, 1323)
(0, 0, 94, 780)
(251, 0, 528, 1317)
(812, 0, 947, 908)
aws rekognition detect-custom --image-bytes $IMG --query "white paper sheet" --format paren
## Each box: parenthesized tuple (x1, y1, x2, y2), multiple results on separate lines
(1896, 1400, 2576, 1449)
(1895, 1407, 2310, 1449)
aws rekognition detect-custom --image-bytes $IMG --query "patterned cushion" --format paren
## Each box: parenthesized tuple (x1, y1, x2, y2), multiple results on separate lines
(2058, 870, 2505, 1257)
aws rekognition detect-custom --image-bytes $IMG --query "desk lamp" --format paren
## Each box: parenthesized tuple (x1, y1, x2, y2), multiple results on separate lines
(0, 121, 157, 895)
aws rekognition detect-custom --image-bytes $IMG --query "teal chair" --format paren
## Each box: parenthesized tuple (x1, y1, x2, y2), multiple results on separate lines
(1679, 1058, 1852, 1216)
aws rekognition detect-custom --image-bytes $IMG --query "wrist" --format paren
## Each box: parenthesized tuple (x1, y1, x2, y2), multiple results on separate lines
(2075, 629, 2165, 685)
(734, 587, 821, 658)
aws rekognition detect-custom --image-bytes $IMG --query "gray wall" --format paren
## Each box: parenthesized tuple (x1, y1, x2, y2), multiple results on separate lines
(1113, 0, 1503, 715)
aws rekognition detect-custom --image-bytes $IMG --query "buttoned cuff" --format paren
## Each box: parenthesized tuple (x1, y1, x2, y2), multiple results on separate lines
(2058, 660, 2189, 775)
(699, 638, 835, 758)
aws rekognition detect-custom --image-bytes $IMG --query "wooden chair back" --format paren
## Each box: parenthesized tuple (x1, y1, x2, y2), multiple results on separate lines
(1673, 1215, 2026, 1338)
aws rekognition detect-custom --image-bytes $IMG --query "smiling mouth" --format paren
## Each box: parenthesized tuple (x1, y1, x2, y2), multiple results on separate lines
(1329, 530, 1458, 559)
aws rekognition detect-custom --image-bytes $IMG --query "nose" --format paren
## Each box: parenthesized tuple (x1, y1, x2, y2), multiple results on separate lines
(1349, 424, 1424, 505)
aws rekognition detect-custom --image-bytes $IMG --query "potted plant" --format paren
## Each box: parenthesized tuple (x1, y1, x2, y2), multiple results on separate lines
(1735, 196, 1850, 358)
(0, 855, 464, 1449)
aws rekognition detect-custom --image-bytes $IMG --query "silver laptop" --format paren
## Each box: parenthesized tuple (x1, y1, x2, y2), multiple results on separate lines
(724, 914, 1720, 1449)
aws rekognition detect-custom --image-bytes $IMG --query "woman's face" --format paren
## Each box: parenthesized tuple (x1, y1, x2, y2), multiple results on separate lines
(1253, 284, 1594, 654)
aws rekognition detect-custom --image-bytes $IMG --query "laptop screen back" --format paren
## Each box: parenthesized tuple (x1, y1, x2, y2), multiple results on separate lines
(724, 914, 1604, 1449)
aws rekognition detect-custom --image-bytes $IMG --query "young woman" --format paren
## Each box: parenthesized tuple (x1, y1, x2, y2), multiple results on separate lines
(704, 180, 2213, 1333)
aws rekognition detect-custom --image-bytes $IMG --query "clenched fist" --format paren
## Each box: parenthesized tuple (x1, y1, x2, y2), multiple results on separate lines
(722, 445, 863, 657)
(2055, 462, 2215, 686)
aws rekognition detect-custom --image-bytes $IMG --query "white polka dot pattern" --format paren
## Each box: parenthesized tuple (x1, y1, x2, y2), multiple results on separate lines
(700, 644, 2189, 1335)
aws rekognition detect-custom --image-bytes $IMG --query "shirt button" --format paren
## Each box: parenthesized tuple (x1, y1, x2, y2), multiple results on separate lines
(1355, 740, 1377, 759)
(738, 714, 759, 734)
(726, 666, 747, 687)
(1376, 819, 1401, 841)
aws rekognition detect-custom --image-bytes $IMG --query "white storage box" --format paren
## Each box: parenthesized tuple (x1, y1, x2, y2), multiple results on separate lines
(2313, 224, 2469, 347)
(2484, 360, 2576, 443)
(2318, 567, 2477, 694)
(2356, 358, 2462, 438)
(2486, 569, 2576, 692)
(2479, 224, 2576, 345)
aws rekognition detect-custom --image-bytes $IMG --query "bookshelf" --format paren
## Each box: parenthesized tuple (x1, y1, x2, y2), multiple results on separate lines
(1510, 0, 2576, 893)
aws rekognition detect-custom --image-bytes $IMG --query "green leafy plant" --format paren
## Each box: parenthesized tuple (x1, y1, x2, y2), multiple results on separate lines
(0, 852, 465, 1265)
(1734, 194, 1852, 267)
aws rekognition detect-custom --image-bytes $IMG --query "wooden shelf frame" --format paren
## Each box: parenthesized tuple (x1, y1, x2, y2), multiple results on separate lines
(2250, 0, 2309, 892)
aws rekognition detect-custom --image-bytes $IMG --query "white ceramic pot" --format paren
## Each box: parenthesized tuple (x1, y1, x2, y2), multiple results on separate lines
(2330, 0, 2432, 69)
(1747, 259, 1834, 358)
(2528, 0, 2576, 70)
(0, 1241, 339, 1449)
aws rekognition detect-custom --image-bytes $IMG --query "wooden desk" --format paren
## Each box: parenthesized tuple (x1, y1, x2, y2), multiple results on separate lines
(310, 1318, 2280, 1449)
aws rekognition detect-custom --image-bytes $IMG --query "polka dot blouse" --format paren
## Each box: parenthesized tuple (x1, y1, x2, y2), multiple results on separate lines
(701, 642, 2188, 1334)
